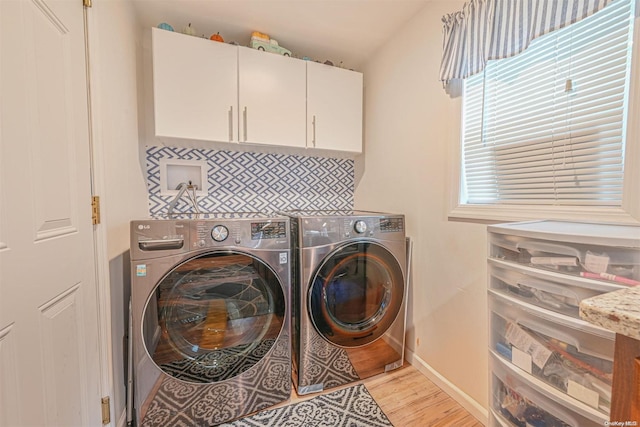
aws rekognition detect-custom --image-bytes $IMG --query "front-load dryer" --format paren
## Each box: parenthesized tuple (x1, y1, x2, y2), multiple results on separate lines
(130, 214, 291, 426)
(285, 210, 408, 395)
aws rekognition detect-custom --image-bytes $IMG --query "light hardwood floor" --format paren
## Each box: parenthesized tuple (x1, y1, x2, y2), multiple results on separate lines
(364, 365, 484, 426)
(286, 364, 485, 427)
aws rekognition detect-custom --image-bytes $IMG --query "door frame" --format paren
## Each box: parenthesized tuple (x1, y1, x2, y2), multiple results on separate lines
(83, 4, 116, 426)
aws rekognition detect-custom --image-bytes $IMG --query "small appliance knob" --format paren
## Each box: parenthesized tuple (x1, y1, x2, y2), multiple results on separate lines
(211, 225, 229, 242)
(354, 220, 367, 234)
(197, 239, 206, 248)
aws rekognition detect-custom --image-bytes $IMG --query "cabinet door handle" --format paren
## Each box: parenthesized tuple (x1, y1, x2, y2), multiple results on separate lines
(243, 107, 248, 142)
(312, 115, 316, 147)
(228, 106, 233, 142)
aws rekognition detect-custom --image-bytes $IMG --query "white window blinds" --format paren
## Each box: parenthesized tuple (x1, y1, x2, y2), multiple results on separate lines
(462, 0, 634, 206)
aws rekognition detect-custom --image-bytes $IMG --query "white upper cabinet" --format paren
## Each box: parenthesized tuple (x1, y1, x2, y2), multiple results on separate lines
(152, 28, 238, 143)
(238, 47, 307, 148)
(151, 28, 363, 153)
(307, 62, 363, 153)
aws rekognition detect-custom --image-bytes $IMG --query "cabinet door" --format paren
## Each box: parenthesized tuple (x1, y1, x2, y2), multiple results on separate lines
(238, 48, 306, 148)
(307, 62, 363, 153)
(152, 28, 238, 143)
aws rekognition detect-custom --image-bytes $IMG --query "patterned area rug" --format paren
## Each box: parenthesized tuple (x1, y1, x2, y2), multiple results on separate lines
(220, 384, 393, 427)
(298, 332, 360, 390)
(141, 336, 291, 427)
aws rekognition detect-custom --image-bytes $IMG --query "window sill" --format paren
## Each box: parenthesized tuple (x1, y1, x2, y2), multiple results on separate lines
(448, 204, 640, 226)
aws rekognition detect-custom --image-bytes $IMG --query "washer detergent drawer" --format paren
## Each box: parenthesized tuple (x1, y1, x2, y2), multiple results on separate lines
(490, 352, 603, 427)
(130, 220, 190, 260)
(489, 291, 614, 417)
(488, 260, 621, 320)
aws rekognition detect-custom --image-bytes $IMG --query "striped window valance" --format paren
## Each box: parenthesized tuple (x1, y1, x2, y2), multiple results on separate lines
(440, 0, 616, 83)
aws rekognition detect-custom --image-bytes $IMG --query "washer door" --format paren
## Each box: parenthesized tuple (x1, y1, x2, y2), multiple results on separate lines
(309, 242, 404, 347)
(142, 251, 285, 383)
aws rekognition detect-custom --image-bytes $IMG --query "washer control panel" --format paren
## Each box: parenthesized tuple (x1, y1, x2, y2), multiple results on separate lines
(192, 218, 289, 250)
(132, 217, 290, 256)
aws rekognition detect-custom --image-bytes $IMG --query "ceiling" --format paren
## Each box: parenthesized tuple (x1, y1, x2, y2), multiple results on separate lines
(131, 0, 434, 71)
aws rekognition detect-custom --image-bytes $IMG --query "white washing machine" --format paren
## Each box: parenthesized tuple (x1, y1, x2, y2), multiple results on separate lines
(284, 210, 408, 395)
(130, 214, 291, 426)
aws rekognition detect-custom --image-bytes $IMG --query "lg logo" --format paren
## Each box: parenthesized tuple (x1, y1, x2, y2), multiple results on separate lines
(138, 224, 151, 230)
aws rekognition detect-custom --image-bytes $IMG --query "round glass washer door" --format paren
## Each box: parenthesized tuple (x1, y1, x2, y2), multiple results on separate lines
(142, 251, 285, 384)
(309, 241, 404, 347)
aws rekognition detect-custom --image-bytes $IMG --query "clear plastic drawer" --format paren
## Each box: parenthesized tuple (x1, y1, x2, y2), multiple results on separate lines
(489, 291, 614, 416)
(490, 352, 603, 427)
(488, 261, 619, 319)
(488, 229, 640, 286)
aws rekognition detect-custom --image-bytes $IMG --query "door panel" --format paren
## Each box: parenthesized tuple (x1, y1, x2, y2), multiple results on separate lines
(152, 28, 239, 143)
(40, 286, 87, 426)
(309, 242, 404, 347)
(306, 62, 363, 153)
(144, 252, 286, 384)
(28, 0, 77, 240)
(0, 326, 20, 426)
(0, 0, 101, 425)
(238, 48, 306, 147)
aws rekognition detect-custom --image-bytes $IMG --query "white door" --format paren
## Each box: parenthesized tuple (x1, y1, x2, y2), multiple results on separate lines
(0, 0, 102, 426)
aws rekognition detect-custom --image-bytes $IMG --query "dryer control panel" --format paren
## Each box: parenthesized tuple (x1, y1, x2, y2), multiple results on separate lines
(298, 213, 405, 246)
(380, 217, 404, 233)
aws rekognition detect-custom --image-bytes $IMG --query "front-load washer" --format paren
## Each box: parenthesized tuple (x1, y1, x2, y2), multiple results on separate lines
(130, 214, 291, 426)
(284, 210, 408, 395)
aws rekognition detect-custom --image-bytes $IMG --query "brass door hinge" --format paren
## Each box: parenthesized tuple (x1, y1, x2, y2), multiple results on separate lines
(92, 196, 101, 225)
(101, 396, 110, 424)
(83, 0, 92, 8)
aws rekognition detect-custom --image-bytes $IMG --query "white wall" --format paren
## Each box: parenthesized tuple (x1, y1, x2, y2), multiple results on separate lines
(89, 0, 149, 424)
(93, 4, 148, 260)
(356, 1, 489, 420)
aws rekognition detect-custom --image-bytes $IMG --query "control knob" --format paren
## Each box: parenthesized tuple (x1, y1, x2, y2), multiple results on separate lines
(354, 220, 367, 234)
(211, 225, 229, 242)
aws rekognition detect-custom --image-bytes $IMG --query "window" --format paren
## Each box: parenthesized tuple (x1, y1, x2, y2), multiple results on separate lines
(453, 0, 639, 223)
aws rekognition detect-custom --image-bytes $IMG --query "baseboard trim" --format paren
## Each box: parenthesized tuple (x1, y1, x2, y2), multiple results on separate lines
(405, 348, 488, 425)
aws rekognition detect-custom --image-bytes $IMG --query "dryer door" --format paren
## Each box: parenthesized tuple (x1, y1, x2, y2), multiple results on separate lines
(141, 251, 285, 383)
(309, 241, 404, 347)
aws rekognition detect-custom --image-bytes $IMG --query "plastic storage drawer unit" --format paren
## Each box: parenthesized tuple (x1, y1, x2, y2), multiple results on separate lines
(487, 221, 639, 427)
(490, 291, 614, 416)
(488, 221, 640, 287)
(488, 261, 620, 320)
(490, 352, 603, 427)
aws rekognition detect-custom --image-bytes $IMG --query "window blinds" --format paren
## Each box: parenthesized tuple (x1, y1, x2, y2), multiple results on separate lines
(462, 0, 633, 206)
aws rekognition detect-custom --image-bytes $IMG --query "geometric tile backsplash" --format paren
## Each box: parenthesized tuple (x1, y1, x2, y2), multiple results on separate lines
(146, 145, 354, 217)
